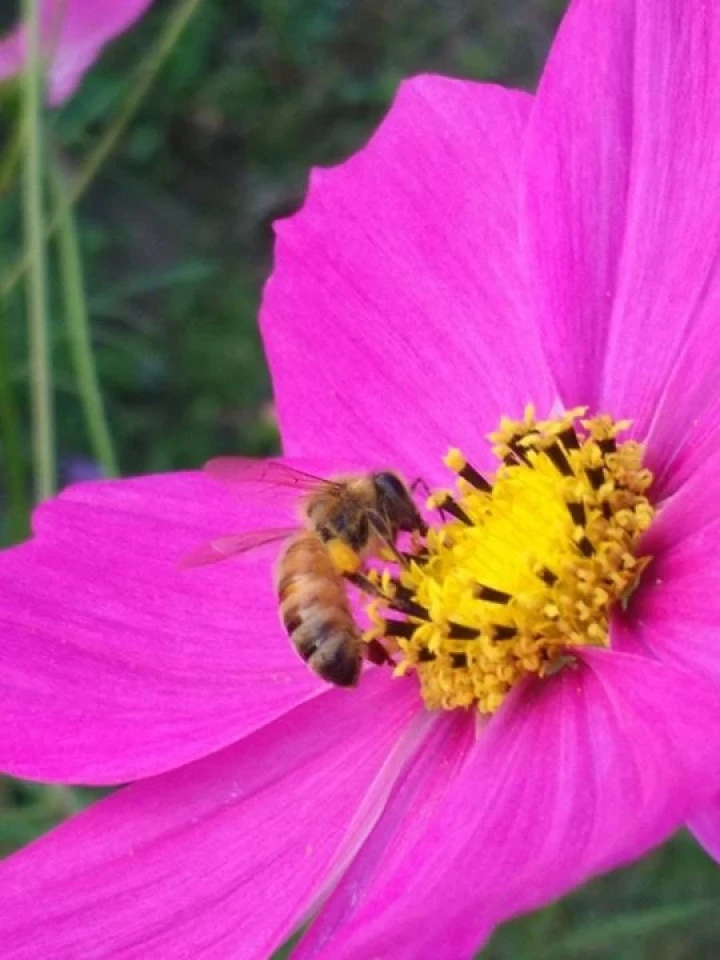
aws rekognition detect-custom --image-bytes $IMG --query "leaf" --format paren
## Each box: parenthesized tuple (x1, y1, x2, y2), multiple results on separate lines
(88, 259, 218, 309)
(541, 900, 720, 957)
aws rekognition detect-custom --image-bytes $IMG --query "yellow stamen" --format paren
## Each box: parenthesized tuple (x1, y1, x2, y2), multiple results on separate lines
(364, 409, 654, 714)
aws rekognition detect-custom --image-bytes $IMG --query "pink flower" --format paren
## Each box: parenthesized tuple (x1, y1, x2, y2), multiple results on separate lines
(3, 0, 720, 956)
(0, 0, 155, 106)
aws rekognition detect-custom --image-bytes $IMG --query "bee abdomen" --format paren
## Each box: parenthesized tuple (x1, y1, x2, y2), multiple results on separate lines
(276, 532, 362, 687)
(294, 619, 361, 687)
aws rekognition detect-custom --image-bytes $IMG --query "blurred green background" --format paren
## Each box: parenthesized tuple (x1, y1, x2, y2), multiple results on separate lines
(2, 0, 720, 957)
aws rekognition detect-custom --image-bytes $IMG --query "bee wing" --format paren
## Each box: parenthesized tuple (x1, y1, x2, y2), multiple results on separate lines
(205, 457, 340, 493)
(180, 527, 297, 568)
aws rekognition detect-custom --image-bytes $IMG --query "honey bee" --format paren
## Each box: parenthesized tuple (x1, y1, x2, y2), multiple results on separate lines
(276, 531, 363, 686)
(182, 459, 426, 686)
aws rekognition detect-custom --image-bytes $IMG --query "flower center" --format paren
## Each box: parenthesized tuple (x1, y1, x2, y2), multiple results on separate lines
(364, 408, 654, 713)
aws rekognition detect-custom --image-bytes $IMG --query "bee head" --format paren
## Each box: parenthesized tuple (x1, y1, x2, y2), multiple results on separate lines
(372, 472, 427, 535)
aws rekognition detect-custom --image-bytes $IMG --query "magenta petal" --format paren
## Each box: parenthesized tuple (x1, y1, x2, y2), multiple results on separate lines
(522, 0, 634, 409)
(0, 0, 155, 105)
(642, 458, 720, 554)
(0, 672, 421, 960)
(293, 710, 475, 959)
(313, 651, 720, 957)
(525, 0, 720, 477)
(262, 75, 555, 483)
(0, 471, 323, 784)
(688, 801, 720, 863)
(621, 524, 720, 687)
(599, 1, 720, 484)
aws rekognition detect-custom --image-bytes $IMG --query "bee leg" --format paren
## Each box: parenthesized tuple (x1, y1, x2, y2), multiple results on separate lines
(345, 571, 382, 597)
(399, 548, 430, 566)
(366, 511, 409, 568)
(365, 638, 396, 668)
(344, 574, 398, 667)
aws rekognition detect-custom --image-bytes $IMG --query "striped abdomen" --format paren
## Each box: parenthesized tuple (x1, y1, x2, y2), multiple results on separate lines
(275, 532, 362, 687)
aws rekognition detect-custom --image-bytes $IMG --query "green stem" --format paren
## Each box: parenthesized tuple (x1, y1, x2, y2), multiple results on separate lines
(52, 164, 118, 476)
(22, 0, 55, 501)
(1, 0, 205, 300)
(0, 305, 29, 543)
(0, 110, 26, 196)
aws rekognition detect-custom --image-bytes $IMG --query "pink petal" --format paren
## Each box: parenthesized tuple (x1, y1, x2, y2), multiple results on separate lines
(524, 0, 720, 485)
(0, 471, 323, 785)
(293, 709, 475, 959)
(313, 651, 720, 957)
(642, 450, 720, 556)
(0, 672, 422, 960)
(600, 2, 720, 490)
(522, 0, 633, 411)
(688, 800, 720, 863)
(262, 75, 556, 484)
(652, 411, 720, 508)
(0, 0, 155, 105)
(620, 520, 720, 687)
(614, 534, 720, 873)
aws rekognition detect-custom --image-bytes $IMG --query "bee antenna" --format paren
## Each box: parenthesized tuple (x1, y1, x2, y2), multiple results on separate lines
(409, 476, 438, 528)
(410, 476, 430, 497)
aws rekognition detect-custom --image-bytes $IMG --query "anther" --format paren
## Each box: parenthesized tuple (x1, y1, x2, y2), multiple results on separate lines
(450, 652, 468, 669)
(577, 536, 595, 558)
(545, 441, 574, 477)
(504, 438, 532, 467)
(537, 566, 558, 586)
(400, 550, 430, 565)
(598, 437, 616, 456)
(381, 619, 417, 639)
(447, 622, 481, 641)
(585, 466, 605, 490)
(567, 501, 586, 527)
(457, 462, 492, 493)
(390, 581, 415, 603)
(390, 597, 430, 620)
(417, 647, 436, 663)
(493, 624, 518, 641)
(353, 575, 429, 620)
(474, 584, 512, 604)
(436, 495, 473, 527)
(557, 425, 580, 451)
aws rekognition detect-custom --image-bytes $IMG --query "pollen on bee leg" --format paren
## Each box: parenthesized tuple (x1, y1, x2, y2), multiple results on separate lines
(364, 409, 655, 714)
(326, 538, 363, 575)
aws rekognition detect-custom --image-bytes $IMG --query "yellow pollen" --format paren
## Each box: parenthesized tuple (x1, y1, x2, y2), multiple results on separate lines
(364, 408, 654, 714)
